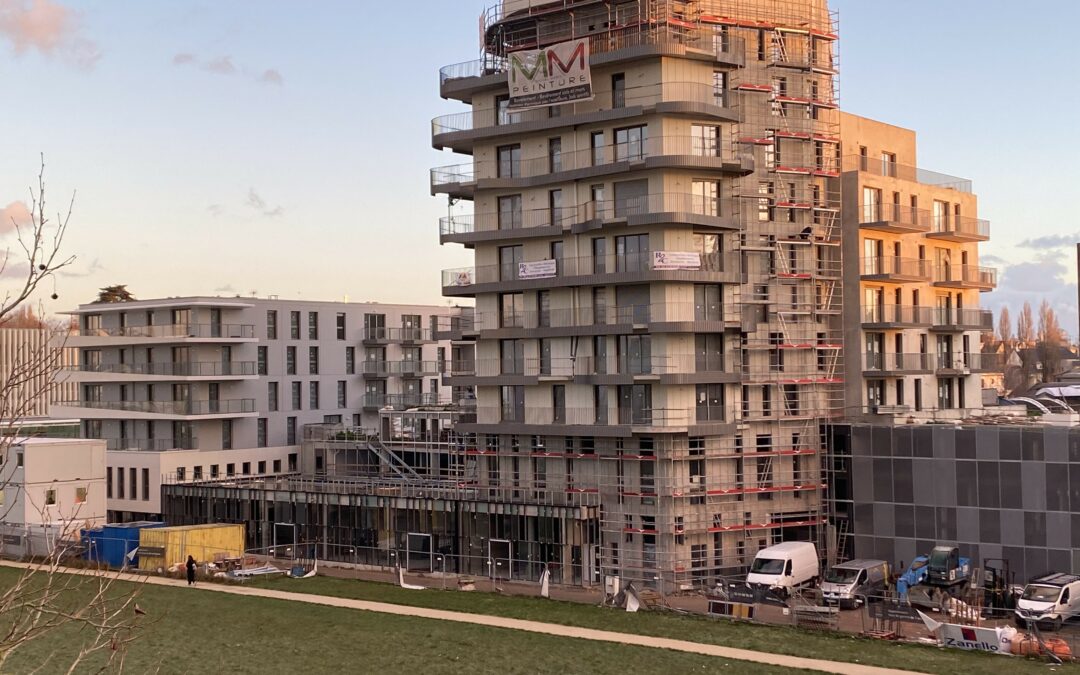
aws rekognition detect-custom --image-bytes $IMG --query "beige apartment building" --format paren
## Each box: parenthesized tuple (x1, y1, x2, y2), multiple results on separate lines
(433, 0, 843, 584)
(837, 113, 997, 421)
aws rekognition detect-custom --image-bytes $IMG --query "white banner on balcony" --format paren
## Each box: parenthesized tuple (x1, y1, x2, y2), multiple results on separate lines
(507, 38, 593, 111)
(652, 251, 701, 271)
(450, 270, 473, 287)
(518, 259, 558, 280)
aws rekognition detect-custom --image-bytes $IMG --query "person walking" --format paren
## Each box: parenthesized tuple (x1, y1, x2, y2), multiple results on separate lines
(186, 555, 197, 586)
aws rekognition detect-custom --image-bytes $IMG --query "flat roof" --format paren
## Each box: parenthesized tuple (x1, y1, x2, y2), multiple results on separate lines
(67, 296, 472, 315)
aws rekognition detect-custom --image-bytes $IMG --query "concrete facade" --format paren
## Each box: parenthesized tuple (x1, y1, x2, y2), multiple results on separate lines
(53, 296, 463, 520)
(0, 437, 106, 529)
(836, 113, 997, 422)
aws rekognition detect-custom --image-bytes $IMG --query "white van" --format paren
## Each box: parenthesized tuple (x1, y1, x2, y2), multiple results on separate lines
(1015, 573, 1080, 630)
(821, 559, 889, 608)
(746, 542, 819, 596)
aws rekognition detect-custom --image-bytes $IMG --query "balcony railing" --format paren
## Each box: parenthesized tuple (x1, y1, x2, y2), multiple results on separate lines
(362, 393, 444, 409)
(362, 327, 435, 342)
(58, 399, 256, 415)
(443, 250, 739, 290)
(863, 352, 931, 372)
(458, 354, 736, 379)
(858, 203, 931, 231)
(67, 361, 257, 377)
(105, 437, 196, 451)
(933, 264, 997, 288)
(433, 81, 732, 136)
(842, 155, 972, 193)
(931, 307, 994, 330)
(362, 360, 444, 377)
(457, 302, 738, 333)
(432, 135, 748, 188)
(926, 215, 991, 241)
(439, 192, 741, 241)
(934, 353, 1003, 372)
(74, 323, 255, 339)
(861, 305, 934, 326)
(478, 406, 704, 428)
(861, 256, 931, 279)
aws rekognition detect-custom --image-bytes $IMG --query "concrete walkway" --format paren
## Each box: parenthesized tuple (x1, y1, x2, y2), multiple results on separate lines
(0, 561, 924, 675)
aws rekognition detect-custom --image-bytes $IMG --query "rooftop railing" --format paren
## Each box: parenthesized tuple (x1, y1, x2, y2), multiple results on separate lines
(66, 362, 257, 377)
(842, 155, 972, 193)
(74, 323, 255, 339)
(58, 399, 256, 415)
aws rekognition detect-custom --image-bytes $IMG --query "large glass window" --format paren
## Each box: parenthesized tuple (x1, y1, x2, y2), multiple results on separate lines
(615, 234, 649, 272)
(499, 245, 523, 281)
(694, 284, 723, 321)
(614, 125, 647, 161)
(591, 131, 606, 166)
(691, 124, 720, 156)
(499, 293, 523, 328)
(696, 384, 725, 421)
(497, 144, 521, 178)
(691, 180, 720, 216)
(498, 194, 522, 230)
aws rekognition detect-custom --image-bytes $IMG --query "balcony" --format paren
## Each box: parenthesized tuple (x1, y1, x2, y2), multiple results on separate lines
(842, 155, 973, 193)
(463, 302, 740, 337)
(433, 81, 737, 152)
(464, 406, 725, 434)
(432, 314, 479, 341)
(447, 354, 739, 385)
(69, 323, 256, 346)
(105, 437, 196, 451)
(439, 192, 741, 247)
(362, 327, 436, 344)
(362, 393, 443, 411)
(857, 203, 931, 234)
(930, 308, 994, 332)
(862, 352, 932, 376)
(443, 250, 740, 297)
(933, 264, 997, 291)
(438, 30, 746, 100)
(431, 135, 753, 197)
(65, 361, 257, 382)
(860, 305, 934, 328)
(54, 398, 257, 420)
(925, 216, 991, 243)
(860, 257, 932, 283)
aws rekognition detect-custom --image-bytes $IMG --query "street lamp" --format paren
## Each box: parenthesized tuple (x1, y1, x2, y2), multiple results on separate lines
(654, 574, 666, 608)
(436, 554, 446, 590)
(349, 547, 357, 579)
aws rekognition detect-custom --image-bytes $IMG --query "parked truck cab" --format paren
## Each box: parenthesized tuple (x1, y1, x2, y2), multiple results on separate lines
(745, 541, 819, 597)
(1015, 573, 1080, 631)
(926, 546, 969, 586)
(821, 560, 888, 608)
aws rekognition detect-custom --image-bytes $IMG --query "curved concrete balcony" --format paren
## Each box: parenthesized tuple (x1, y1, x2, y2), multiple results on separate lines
(860, 257, 931, 283)
(933, 264, 997, 291)
(64, 361, 257, 382)
(53, 398, 257, 421)
(68, 323, 256, 347)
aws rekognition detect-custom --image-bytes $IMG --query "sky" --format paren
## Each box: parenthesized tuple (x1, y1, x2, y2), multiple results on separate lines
(0, 0, 1077, 335)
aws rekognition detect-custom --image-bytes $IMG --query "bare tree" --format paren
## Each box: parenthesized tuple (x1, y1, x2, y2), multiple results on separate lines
(1017, 301, 1035, 346)
(1036, 300, 1065, 383)
(0, 158, 142, 671)
(997, 306, 1012, 346)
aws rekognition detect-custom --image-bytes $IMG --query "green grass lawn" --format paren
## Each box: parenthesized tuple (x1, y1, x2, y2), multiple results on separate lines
(243, 574, 1075, 675)
(0, 568, 797, 675)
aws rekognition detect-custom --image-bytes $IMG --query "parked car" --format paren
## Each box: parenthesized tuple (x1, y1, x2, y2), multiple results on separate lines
(1015, 573, 1080, 630)
(821, 559, 888, 608)
(745, 541, 819, 597)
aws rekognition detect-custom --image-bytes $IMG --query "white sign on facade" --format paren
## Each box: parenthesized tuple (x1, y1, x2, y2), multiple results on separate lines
(652, 251, 702, 271)
(518, 259, 558, 280)
(507, 38, 593, 111)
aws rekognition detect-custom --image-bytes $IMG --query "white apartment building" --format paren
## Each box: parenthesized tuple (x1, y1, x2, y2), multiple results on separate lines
(0, 437, 107, 557)
(53, 296, 465, 520)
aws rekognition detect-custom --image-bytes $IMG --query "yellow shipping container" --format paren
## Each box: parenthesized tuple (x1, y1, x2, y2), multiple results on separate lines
(137, 523, 245, 571)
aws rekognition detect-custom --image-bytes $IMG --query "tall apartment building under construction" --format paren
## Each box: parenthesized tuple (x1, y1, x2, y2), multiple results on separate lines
(432, 0, 844, 586)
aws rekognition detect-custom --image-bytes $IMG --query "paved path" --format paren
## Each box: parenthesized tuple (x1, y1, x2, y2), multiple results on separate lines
(0, 561, 924, 675)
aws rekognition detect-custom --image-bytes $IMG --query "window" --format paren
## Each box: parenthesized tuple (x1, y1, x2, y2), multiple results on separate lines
(500, 385, 525, 422)
(593, 335, 608, 374)
(595, 385, 608, 423)
(290, 311, 300, 339)
(862, 186, 882, 222)
(222, 419, 233, 450)
(337, 381, 347, 408)
(129, 467, 137, 499)
(691, 124, 720, 157)
(614, 125, 647, 161)
(592, 287, 608, 325)
(292, 381, 302, 410)
(614, 234, 648, 272)
(258, 461, 266, 474)
(45, 489, 56, 506)
(309, 346, 319, 374)
(498, 195, 522, 230)
(287, 417, 297, 445)
(106, 467, 112, 498)
(73, 485, 87, 504)
(268, 382, 279, 412)
(550, 240, 563, 275)
(210, 464, 219, 479)
(116, 467, 124, 497)
(591, 131, 605, 166)
(141, 468, 149, 500)
(537, 290, 551, 327)
(694, 284, 723, 321)
(286, 346, 296, 374)
(273, 459, 282, 473)
(757, 181, 773, 221)
(548, 189, 563, 227)
(307, 312, 318, 339)
(257, 418, 268, 447)
(336, 312, 346, 340)
(364, 313, 385, 341)
(257, 346, 268, 376)
(552, 384, 566, 423)
(267, 310, 278, 339)
(618, 334, 651, 375)
(500, 339, 525, 375)
(242, 462, 251, 476)
(346, 346, 355, 374)
(309, 381, 320, 409)
(691, 179, 720, 216)
(495, 94, 513, 125)
(611, 73, 625, 108)
(549, 137, 562, 173)
(881, 151, 897, 177)
(499, 293, 523, 328)
(193, 466, 202, 480)
(933, 200, 949, 232)
(696, 384, 725, 421)
(497, 144, 521, 178)
(712, 71, 726, 106)
(591, 237, 607, 274)
(499, 245, 523, 281)
(224, 463, 235, 477)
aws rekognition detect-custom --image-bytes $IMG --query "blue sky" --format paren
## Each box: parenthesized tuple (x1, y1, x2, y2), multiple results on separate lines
(0, 0, 1076, 334)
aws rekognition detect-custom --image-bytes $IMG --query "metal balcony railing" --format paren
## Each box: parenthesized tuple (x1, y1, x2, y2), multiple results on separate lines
(362, 327, 434, 342)
(842, 155, 973, 193)
(861, 256, 932, 279)
(433, 81, 732, 136)
(858, 203, 931, 230)
(861, 305, 935, 325)
(479, 406, 702, 428)
(59, 399, 256, 415)
(927, 215, 991, 240)
(443, 249, 739, 289)
(457, 301, 738, 333)
(67, 361, 257, 377)
(863, 352, 931, 372)
(362, 393, 445, 409)
(105, 437, 196, 451)
(930, 307, 994, 330)
(458, 354, 736, 379)
(74, 323, 255, 339)
(933, 264, 997, 287)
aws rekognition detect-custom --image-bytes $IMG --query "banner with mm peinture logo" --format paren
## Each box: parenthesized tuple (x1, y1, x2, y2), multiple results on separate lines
(507, 38, 593, 111)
